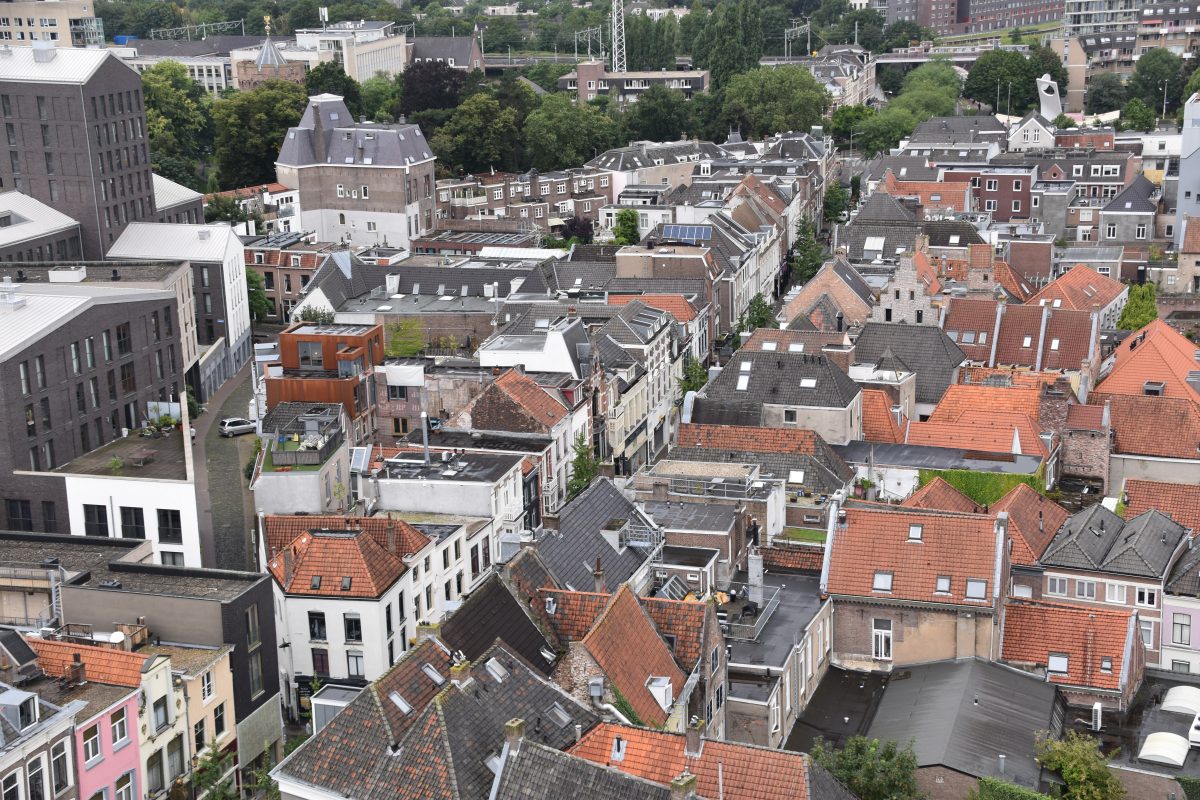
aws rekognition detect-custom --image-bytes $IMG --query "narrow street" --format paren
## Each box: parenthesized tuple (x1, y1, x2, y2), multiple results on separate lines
(192, 362, 257, 570)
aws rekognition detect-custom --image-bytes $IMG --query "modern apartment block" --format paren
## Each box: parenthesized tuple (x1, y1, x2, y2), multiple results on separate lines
(275, 94, 437, 250)
(559, 61, 710, 103)
(0, 277, 186, 541)
(1063, 0, 1140, 38)
(0, 0, 103, 46)
(293, 21, 407, 81)
(0, 44, 156, 259)
(264, 322, 385, 444)
(0, 189, 82, 262)
(107, 223, 252, 401)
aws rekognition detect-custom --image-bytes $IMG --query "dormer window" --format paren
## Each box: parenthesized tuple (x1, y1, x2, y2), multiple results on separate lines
(1144, 381, 1164, 397)
(907, 524, 923, 542)
(18, 696, 37, 728)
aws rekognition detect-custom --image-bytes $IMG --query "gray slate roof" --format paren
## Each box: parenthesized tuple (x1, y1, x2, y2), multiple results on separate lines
(923, 220, 986, 248)
(277, 95, 432, 168)
(692, 350, 861, 427)
(439, 574, 555, 674)
(411, 36, 475, 63)
(1167, 541, 1200, 597)
(493, 741, 673, 800)
(1040, 505, 1189, 579)
(534, 479, 654, 592)
(863, 156, 938, 184)
(853, 323, 966, 406)
(1103, 174, 1158, 215)
(867, 659, 1058, 791)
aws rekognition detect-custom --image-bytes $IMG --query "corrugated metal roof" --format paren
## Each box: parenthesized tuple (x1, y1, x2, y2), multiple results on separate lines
(0, 45, 121, 83)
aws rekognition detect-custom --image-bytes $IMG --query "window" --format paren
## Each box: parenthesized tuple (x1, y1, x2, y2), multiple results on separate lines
(6, 500, 32, 532)
(83, 504, 108, 536)
(1012, 200, 1021, 213)
(152, 696, 168, 730)
(166, 735, 184, 780)
(249, 651, 264, 697)
(19, 362, 29, 396)
(311, 649, 329, 676)
(50, 741, 69, 795)
(1106, 223, 1117, 239)
(985, 179, 998, 191)
(935, 575, 951, 594)
(111, 707, 127, 745)
(1076, 580, 1096, 600)
(308, 611, 326, 640)
(213, 703, 226, 736)
(1012, 180, 1022, 191)
(783, 409, 797, 423)
(1140, 619, 1154, 647)
(984, 199, 997, 211)
(1137, 587, 1157, 607)
(872, 571, 893, 592)
(347, 650, 364, 677)
(146, 750, 164, 795)
(297, 341, 323, 369)
(119, 507, 144, 539)
(1136, 223, 1147, 240)
(115, 323, 131, 356)
(1105, 583, 1125, 603)
(200, 671, 213, 700)
(161, 552, 184, 567)
(965, 579, 987, 600)
(156, 509, 182, 544)
(82, 725, 100, 761)
(872, 619, 892, 660)
(1174, 613, 1191, 646)
(193, 720, 205, 753)
(344, 614, 363, 642)
(119, 363, 135, 394)
(907, 524, 922, 542)
(387, 385, 408, 400)
(1047, 653, 1069, 673)
(1021, 335, 1032, 348)
(27, 758, 44, 800)
(41, 502, 56, 534)
(246, 605, 260, 647)
(1173, 660, 1191, 673)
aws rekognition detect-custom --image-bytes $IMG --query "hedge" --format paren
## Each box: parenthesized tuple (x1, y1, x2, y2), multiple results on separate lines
(975, 777, 1052, 800)
(917, 466, 1045, 507)
(1178, 775, 1200, 800)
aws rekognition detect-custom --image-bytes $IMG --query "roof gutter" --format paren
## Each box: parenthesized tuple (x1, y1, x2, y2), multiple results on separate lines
(988, 302, 1003, 367)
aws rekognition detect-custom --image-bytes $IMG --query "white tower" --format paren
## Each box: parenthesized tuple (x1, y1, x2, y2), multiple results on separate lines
(611, 0, 626, 74)
(1036, 73, 1062, 120)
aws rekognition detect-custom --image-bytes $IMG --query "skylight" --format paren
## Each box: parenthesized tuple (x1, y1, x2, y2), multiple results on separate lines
(788, 343, 804, 352)
(310, 576, 322, 589)
(799, 378, 817, 388)
(422, 664, 446, 685)
(761, 341, 777, 351)
(736, 375, 750, 391)
(388, 691, 411, 714)
(873, 572, 893, 592)
(485, 657, 509, 683)
(739, 361, 752, 372)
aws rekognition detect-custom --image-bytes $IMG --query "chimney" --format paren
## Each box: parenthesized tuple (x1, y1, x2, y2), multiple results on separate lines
(283, 547, 295, 585)
(386, 513, 396, 552)
(684, 719, 703, 757)
(836, 311, 844, 332)
(748, 549, 764, 606)
(449, 661, 471, 687)
(31, 40, 56, 62)
(504, 718, 525, 756)
(420, 411, 431, 466)
(669, 772, 698, 800)
(68, 653, 86, 684)
(416, 622, 440, 641)
(593, 558, 605, 593)
(311, 102, 327, 163)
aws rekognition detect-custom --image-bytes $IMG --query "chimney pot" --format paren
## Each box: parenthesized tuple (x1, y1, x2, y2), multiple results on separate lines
(684, 719, 703, 757)
(669, 772, 698, 800)
(504, 718, 525, 754)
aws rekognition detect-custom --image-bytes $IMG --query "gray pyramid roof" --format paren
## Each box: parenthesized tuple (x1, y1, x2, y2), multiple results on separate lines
(255, 37, 287, 69)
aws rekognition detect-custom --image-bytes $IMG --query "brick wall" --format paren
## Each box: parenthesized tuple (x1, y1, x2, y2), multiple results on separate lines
(762, 542, 824, 573)
(1061, 429, 1111, 490)
(918, 766, 980, 800)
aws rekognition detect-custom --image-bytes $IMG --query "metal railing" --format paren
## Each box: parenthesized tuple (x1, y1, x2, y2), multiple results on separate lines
(721, 582, 782, 641)
(268, 428, 343, 467)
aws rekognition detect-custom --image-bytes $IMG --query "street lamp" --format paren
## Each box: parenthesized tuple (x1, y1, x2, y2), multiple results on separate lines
(1162, 80, 1170, 120)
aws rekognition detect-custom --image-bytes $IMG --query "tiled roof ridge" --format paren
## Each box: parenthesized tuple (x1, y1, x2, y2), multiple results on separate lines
(842, 499, 988, 519)
(1005, 596, 1132, 619)
(27, 637, 149, 688)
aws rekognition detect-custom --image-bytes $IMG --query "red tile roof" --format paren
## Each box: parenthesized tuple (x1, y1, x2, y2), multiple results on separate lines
(28, 638, 149, 688)
(608, 294, 698, 323)
(991, 483, 1069, 566)
(958, 367, 1063, 389)
(901, 477, 979, 513)
(677, 423, 819, 455)
(827, 506, 1000, 608)
(943, 299, 1096, 371)
(883, 170, 971, 212)
(1002, 600, 1133, 691)
(582, 586, 685, 727)
(1065, 403, 1106, 431)
(1098, 319, 1200, 401)
(1027, 265, 1126, 313)
(538, 589, 610, 641)
(570, 723, 814, 800)
(861, 389, 905, 444)
(207, 182, 288, 200)
(906, 410, 1047, 456)
(930, 384, 1042, 424)
(641, 597, 709, 670)
(493, 368, 568, 425)
(1183, 215, 1200, 253)
(1123, 479, 1200, 532)
(994, 260, 1034, 302)
(268, 529, 412, 598)
(942, 298, 1000, 362)
(913, 250, 942, 296)
(263, 514, 430, 564)
(1092, 392, 1200, 459)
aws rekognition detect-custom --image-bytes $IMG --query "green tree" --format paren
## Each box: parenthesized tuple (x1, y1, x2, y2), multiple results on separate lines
(829, 104, 877, 145)
(297, 306, 335, 324)
(523, 62, 574, 92)
(385, 319, 426, 356)
(246, 270, 273, 323)
(1185, 67, 1200, 106)
(1053, 113, 1077, 128)
(856, 106, 919, 156)
(612, 208, 641, 245)
(561, 215, 594, 244)
(791, 220, 825, 283)
(825, 9, 887, 53)
(970, 777, 1051, 800)
(212, 79, 307, 189)
(678, 356, 708, 394)
(401, 60, 465, 116)
(1128, 47, 1183, 114)
(191, 743, 237, 800)
(141, 60, 212, 178)
(691, 0, 764, 89)
(522, 94, 619, 171)
(902, 59, 961, 95)
(963, 50, 1035, 112)
(1085, 73, 1127, 114)
(1118, 282, 1158, 330)
(305, 62, 362, 117)
(1028, 45, 1069, 93)
(1118, 98, 1157, 132)
(625, 85, 693, 143)
(721, 66, 830, 140)
(566, 431, 599, 499)
(483, 17, 524, 51)
(1035, 731, 1125, 800)
(743, 293, 777, 330)
(250, 745, 282, 800)
(823, 182, 850, 223)
(429, 93, 520, 174)
(1007, 26, 1024, 44)
(810, 736, 923, 800)
(880, 20, 934, 51)
(204, 194, 251, 224)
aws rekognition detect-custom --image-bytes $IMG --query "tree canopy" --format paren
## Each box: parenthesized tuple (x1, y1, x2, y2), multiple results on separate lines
(612, 209, 641, 246)
(1085, 73, 1127, 115)
(810, 736, 922, 800)
(142, 60, 212, 188)
(625, 86, 694, 143)
(1128, 48, 1184, 115)
(522, 95, 620, 171)
(722, 66, 830, 140)
(212, 79, 307, 189)
(429, 93, 520, 174)
(1118, 282, 1158, 330)
(1035, 731, 1126, 800)
(305, 62, 362, 118)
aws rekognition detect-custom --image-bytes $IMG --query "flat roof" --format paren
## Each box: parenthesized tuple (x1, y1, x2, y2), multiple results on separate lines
(68, 561, 266, 601)
(57, 426, 189, 481)
(0, 532, 142, 576)
(833, 441, 1043, 474)
(0, 262, 189, 284)
(661, 544, 718, 568)
(408, 429, 552, 453)
(728, 572, 823, 669)
(33, 675, 135, 721)
(139, 643, 231, 676)
(289, 323, 376, 335)
(642, 500, 735, 533)
(377, 451, 523, 483)
(784, 666, 888, 753)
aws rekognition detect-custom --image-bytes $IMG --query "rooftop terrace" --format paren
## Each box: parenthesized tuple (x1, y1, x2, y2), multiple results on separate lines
(57, 427, 189, 481)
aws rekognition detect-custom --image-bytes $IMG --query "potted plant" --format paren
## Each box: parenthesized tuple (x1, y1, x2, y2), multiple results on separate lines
(108, 456, 124, 475)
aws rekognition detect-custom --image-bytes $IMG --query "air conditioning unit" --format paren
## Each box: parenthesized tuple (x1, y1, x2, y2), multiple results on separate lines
(1091, 701, 1102, 731)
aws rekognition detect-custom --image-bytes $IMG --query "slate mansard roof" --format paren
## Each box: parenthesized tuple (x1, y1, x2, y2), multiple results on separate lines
(277, 95, 434, 169)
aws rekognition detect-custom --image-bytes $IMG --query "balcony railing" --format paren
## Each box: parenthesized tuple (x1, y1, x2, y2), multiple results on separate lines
(719, 582, 782, 641)
(268, 428, 343, 467)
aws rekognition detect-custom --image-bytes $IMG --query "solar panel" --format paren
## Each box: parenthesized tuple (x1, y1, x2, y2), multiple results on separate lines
(660, 224, 712, 243)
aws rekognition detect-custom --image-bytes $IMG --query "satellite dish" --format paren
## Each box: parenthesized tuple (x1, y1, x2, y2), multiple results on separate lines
(109, 631, 126, 645)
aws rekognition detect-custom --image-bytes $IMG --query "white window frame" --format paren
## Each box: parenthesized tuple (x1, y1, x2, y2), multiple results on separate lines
(201, 670, 213, 700)
(1105, 582, 1125, 604)
(872, 619, 892, 661)
(1174, 613, 1191, 646)
(82, 724, 101, 762)
(1076, 580, 1096, 600)
(110, 707, 128, 745)
(1047, 576, 1067, 596)
(965, 579, 987, 600)
(872, 571, 893, 592)
(1140, 619, 1155, 648)
(1136, 587, 1157, 607)
(1047, 653, 1069, 673)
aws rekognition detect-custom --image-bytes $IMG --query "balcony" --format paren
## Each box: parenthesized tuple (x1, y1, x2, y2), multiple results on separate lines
(718, 581, 782, 641)
(450, 193, 488, 208)
(264, 427, 344, 470)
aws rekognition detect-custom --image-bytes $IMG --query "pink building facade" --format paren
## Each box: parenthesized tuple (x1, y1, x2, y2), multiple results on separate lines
(75, 691, 141, 800)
